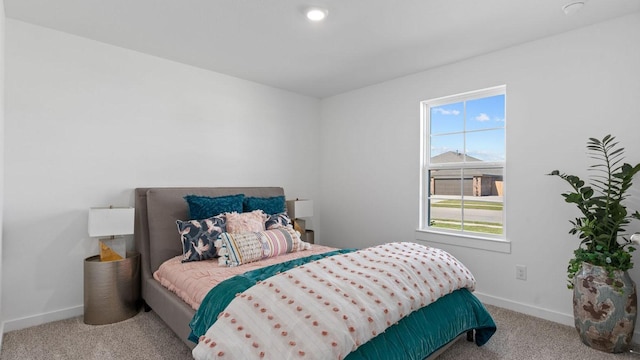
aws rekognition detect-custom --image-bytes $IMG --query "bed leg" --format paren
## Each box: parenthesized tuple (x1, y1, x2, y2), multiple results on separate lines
(143, 300, 152, 312)
(466, 330, 475, 342)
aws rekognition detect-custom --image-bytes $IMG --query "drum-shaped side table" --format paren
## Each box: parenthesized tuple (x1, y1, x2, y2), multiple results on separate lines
(83, 252, 141, 325)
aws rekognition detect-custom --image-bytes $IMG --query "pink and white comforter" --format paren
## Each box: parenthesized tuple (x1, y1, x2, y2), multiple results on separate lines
(192, 242, 476, 360)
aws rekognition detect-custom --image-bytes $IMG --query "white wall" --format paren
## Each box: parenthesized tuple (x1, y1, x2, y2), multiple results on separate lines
(320, 12, 640, 330)
(0, 0, 6, 346)
(3, 8, 640, 339)
(2, 19, 321, 330)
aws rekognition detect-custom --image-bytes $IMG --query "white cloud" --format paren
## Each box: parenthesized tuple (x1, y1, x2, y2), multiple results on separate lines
(468, 149, 505, 162)
(433, 107, 460, 116)
(475, 113, 490, 122)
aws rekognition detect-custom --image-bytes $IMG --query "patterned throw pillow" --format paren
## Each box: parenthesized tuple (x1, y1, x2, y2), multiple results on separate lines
(184, 194, 244, 220)
(265, 212, 293, 230)
(217, 227, 311, 267)
(176, 214, 227, 263)
(225, 210, 266, 234)
(242, 196, 286, 215)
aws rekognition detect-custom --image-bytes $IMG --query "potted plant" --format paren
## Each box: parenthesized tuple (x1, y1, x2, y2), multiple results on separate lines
(549, 134, 640, 353)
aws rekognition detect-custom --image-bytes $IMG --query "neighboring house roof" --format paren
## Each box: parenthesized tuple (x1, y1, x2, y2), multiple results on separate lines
(431, 151, 481, 164)
(430, 151, 502, 178)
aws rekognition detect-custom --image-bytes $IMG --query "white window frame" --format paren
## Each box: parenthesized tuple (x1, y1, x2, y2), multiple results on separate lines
(416, 85, 510, 253)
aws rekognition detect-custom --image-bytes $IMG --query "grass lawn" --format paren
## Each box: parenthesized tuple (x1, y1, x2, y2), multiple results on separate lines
(431, 219, 503, 235)
(431, 199, 503, 211)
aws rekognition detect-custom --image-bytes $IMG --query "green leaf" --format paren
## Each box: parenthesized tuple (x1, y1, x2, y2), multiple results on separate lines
(549, 134, 640, 285)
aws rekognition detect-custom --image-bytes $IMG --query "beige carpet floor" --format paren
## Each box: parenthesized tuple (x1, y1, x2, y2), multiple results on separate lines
(2, 304, 640, 359)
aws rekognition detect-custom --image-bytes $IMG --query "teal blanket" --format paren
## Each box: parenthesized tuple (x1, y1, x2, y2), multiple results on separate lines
(345, 288, 495, 359)
(189, 249, 496, 359)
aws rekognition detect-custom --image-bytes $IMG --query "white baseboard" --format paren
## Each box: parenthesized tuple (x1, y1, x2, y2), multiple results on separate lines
(1, 305, 83, 333)
(475, 291, 640, 344)
(474, 292, 574, 326)
(3, 294, 640, 346)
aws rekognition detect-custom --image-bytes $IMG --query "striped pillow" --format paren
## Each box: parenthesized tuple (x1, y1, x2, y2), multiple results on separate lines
(217, 227, 310, 267)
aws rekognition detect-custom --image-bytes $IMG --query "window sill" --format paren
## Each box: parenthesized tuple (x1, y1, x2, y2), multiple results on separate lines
(415, 229, 511, 253)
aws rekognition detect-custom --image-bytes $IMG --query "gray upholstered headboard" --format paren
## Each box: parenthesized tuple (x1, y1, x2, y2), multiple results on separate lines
(134, 187, 285, 282)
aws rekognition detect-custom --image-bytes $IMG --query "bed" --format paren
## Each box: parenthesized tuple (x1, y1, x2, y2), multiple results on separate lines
(134, 187, 496, 359)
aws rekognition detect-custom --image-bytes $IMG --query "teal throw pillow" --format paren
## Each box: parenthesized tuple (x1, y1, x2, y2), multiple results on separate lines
(243, 196, 286, 215)
(184, 194, 244, 220)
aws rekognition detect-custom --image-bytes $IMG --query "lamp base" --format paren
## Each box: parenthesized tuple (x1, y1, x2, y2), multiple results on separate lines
(293, 219, 306, 236)
(99, 237, 126, 261)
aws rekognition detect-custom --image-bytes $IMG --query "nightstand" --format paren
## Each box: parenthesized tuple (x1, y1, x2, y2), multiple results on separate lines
(83, 252, 141, 325)
(304, 230, 315, 244)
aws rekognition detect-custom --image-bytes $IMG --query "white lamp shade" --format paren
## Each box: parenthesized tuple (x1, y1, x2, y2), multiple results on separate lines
(88, 207, 135, 237)
(286, 199, 314, 219)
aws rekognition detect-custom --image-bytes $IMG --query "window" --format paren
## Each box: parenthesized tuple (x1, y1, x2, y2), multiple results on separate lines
(419, 86, 506, 239)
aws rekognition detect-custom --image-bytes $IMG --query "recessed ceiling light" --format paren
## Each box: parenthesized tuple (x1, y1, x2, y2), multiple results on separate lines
(306, 7, 328, 22)
(562, 1, 586, 15)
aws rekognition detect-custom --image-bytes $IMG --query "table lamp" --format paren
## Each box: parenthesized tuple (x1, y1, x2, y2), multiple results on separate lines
(88, 207, 135, 261)
(286, 199, 314, 236)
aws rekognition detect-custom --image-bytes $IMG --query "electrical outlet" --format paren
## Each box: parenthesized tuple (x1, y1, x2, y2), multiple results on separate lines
(516, 265, 527, 280)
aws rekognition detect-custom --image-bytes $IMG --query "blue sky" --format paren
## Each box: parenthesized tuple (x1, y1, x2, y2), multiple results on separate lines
(430, 94, 505, 162)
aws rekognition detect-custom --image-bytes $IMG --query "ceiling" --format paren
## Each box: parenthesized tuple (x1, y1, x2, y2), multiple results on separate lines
(4, 0, 640, 98)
